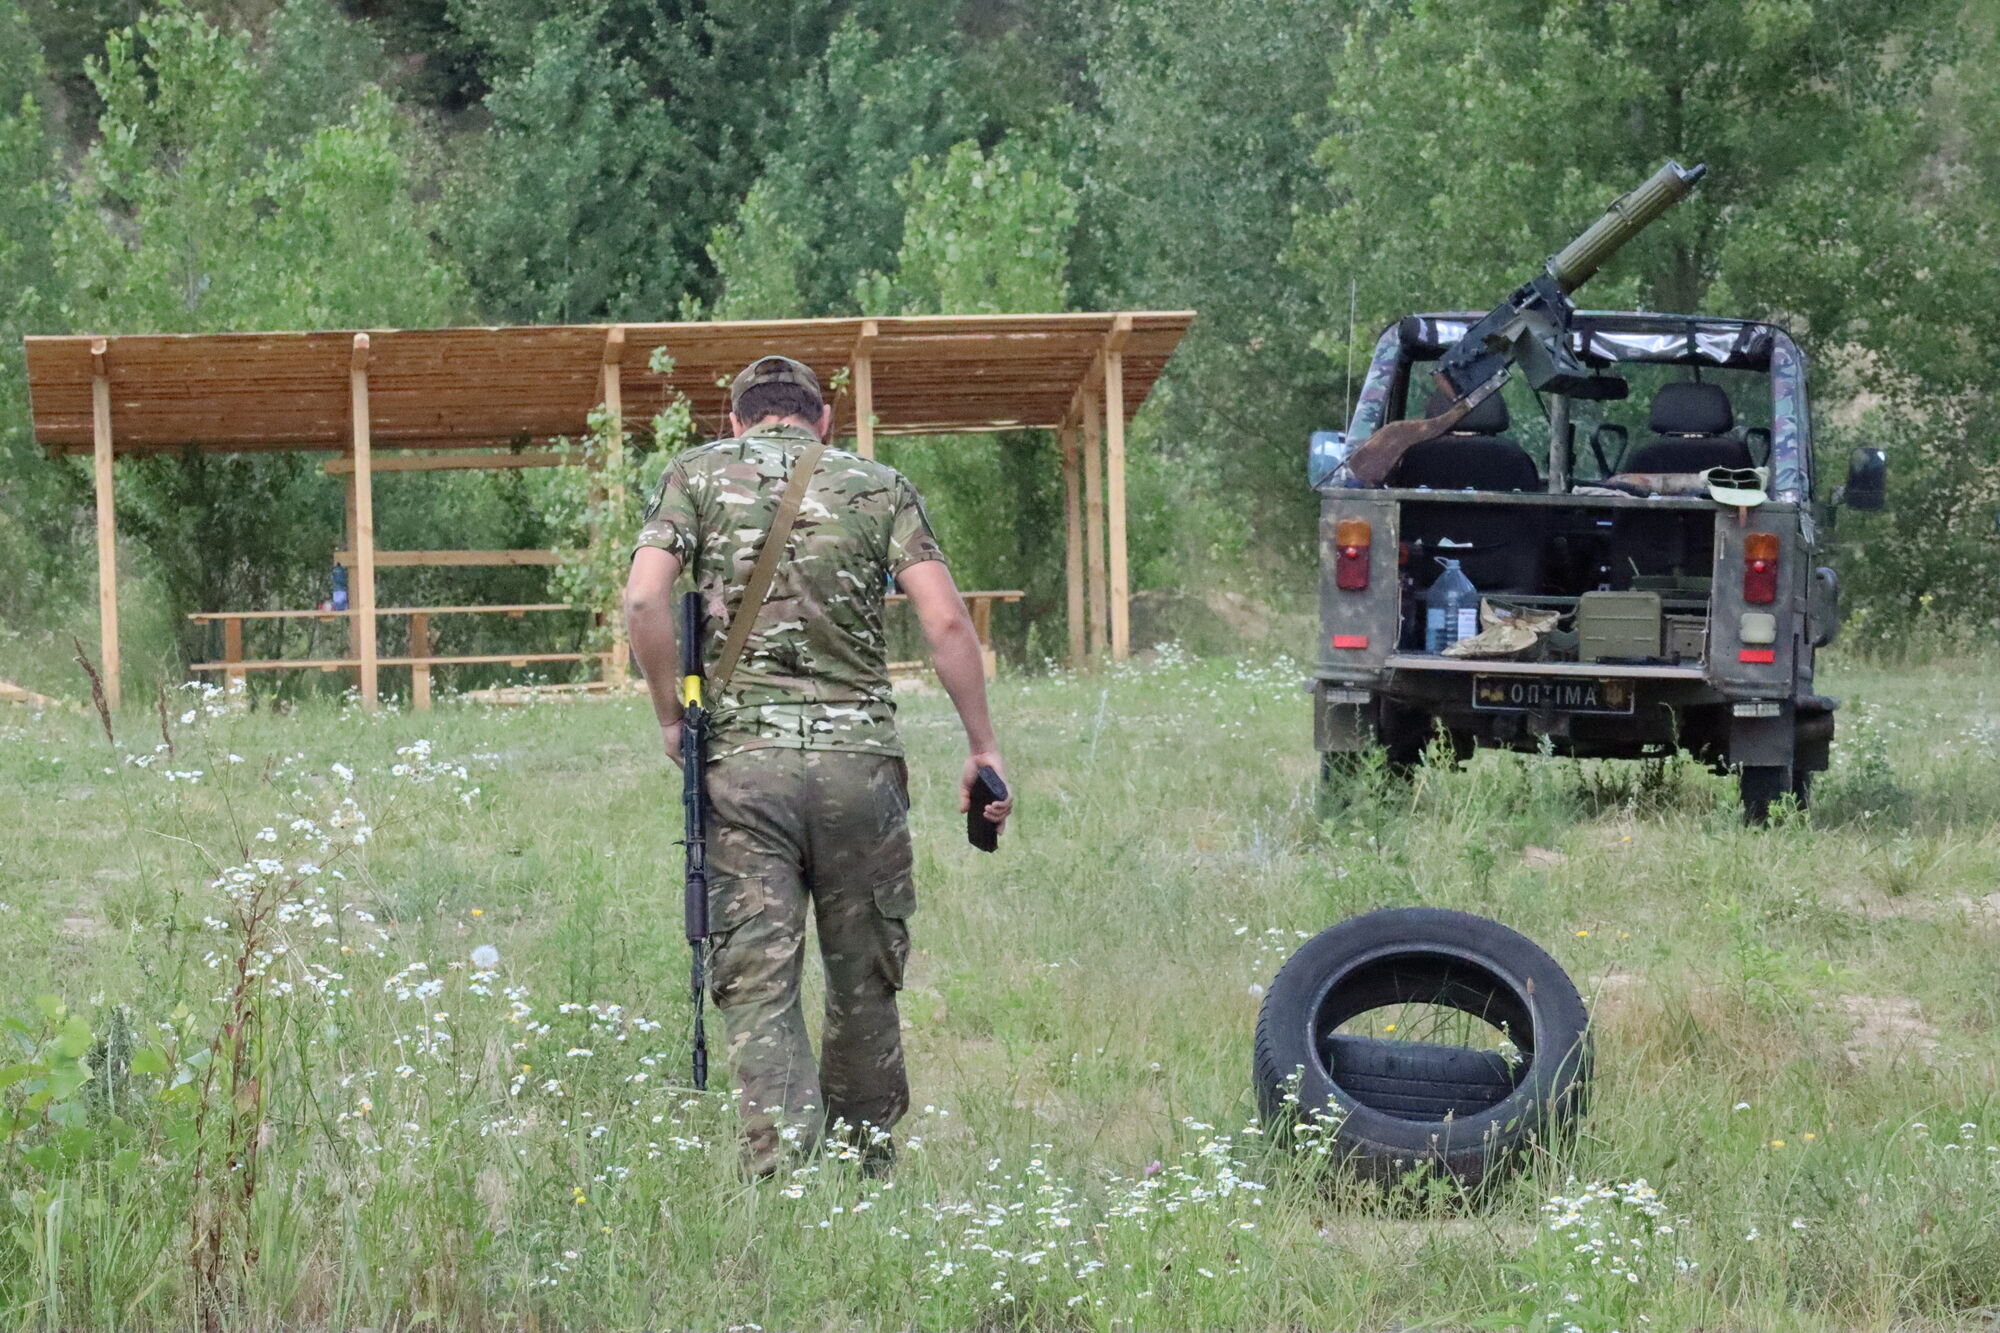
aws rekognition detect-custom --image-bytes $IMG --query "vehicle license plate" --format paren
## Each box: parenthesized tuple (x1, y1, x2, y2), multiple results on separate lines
(1471, 675, 1636, 715)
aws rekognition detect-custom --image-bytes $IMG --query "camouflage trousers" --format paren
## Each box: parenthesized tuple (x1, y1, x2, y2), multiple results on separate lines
(703, 748, 914, 1176)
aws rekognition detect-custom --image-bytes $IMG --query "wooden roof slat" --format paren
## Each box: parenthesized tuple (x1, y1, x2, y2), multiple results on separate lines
(26, 312, 1193, 455)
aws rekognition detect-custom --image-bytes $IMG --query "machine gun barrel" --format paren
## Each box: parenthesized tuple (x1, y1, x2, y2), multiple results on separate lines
(1548, 160, 1707, 293)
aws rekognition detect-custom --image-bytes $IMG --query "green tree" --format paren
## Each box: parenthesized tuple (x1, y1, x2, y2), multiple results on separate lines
(1296, 0, 1955, 333)
(1815, 15, 2000, 636)
(17, 0, 140, 142)
(52, 0, 468, 675)
(706, 178, 810, 320)
(864, 137, 1079, 659)
(256, 91, 465, 326)
(706, 17, 973, 319)
(441, 6, 695, 324)
(442, 0, 891, 323)
(857, 138, 1074, 314)
(258, 0, 393, 153)
(1083, 0, 1351, 584)
(0, 0, 87, 663)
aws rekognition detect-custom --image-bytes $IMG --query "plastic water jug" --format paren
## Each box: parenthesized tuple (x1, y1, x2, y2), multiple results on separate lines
(332, 563, 349, 612)
(1425, 558, 1478, 653)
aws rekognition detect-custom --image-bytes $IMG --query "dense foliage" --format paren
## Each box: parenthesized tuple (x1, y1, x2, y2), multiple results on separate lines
(0, 0, 1995, 695)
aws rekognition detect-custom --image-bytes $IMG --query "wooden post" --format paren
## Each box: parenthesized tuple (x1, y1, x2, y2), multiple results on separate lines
(601, 326, 629, 686)
(1060, 425, 1086, 668)
(1104, 314, 1133, 661)
(223, 617, 245, 694)
(89, 339, 120, 708)
(1082, 384, 1108, 661)
(343, 471, 358, 661)
(970, 595, 997, 681)
(852, 319, 878, 459)
(350, 334, 378, 711)
(409, 612, 431, 712)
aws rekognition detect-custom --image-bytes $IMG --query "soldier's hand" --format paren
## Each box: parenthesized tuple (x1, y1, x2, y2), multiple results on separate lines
(961, 752, 1012, 830)
(662, 720, 684, 768)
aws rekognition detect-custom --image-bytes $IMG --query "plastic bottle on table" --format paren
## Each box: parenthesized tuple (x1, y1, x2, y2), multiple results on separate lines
(1424, 557, 1479, 653)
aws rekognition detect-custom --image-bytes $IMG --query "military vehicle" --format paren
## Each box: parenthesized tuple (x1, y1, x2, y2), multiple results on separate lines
(1308, 164, 1888, 821)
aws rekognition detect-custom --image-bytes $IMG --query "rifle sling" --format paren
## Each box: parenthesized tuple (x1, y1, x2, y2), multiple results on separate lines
(711, 438, 826, 693)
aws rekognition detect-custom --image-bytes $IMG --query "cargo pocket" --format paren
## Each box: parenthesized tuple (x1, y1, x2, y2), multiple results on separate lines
(706, 874, 769, 940)
(871, 875, 915, 991)
(705, 875, 771, 1005)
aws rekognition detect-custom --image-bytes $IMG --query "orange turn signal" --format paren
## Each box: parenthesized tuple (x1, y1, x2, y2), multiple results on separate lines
(1334, 519, 1371, 591)
(1743, 532, 1779, 604)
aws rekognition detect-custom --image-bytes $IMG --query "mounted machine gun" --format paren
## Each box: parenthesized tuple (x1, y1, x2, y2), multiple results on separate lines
(1342, 161, 1708, 487)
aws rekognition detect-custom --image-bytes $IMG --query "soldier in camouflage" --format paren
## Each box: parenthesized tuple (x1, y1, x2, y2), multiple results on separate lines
(624, 355, 1012, 1178)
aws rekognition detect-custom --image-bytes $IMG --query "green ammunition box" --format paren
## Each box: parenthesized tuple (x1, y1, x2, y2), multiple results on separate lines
(1664, 614, 1706, 664)
(1578, 590, 1663, 662)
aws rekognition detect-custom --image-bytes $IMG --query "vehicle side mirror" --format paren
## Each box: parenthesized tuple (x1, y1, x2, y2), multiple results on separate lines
(1308, 430, 1347, 488)
(1839, 447, 1887, 511)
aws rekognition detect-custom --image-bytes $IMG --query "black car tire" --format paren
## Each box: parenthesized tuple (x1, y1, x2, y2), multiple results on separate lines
(1253, 907, 1591, 1187)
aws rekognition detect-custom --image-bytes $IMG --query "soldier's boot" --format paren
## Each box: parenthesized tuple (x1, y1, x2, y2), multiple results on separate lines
(821, 1115, 897, 1178)
(739, 1100, 824, 1180)
(858, 1129, 897, 1180)
(740, 1106, 783, 1181)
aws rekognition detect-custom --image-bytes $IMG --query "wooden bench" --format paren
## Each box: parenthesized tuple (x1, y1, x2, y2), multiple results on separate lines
(1, 679, 59, 709)
(189, 588, 1023, 710)
(188, 604, 588, 709)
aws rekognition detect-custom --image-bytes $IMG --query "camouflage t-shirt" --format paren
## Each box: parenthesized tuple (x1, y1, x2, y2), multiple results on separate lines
(634, 423, 946, 759)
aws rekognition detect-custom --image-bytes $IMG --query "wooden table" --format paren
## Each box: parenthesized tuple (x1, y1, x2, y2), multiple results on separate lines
(886, 589, 1023, 680)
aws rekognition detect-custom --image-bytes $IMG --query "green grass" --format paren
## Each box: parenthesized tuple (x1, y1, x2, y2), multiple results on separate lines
(2, 649, 2000, 1330)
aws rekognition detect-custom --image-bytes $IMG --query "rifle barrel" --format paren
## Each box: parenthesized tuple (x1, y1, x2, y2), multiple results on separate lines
(678, 588, 711, 1090)
(1548, 161, 1706, 293)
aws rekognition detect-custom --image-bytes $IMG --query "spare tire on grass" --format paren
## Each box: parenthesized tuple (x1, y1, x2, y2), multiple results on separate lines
(1253, 907, 1590, 1187)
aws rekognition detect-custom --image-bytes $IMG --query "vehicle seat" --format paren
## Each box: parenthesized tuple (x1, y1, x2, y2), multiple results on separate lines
(1623, 382, 1752, 474)
(1388, 390, 1541, 492)
(1396, 391, 1544, 594)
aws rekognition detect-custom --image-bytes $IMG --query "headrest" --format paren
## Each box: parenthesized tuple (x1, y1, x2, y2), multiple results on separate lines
(1648, 382, 1733, 436)
(1422, 386, 1510, 436)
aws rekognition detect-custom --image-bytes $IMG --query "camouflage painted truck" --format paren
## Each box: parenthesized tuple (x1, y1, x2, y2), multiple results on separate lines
(1308, 163, 1887, 822)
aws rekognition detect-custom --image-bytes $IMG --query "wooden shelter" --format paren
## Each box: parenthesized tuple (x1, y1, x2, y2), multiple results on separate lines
(24, 312, 1194, 709)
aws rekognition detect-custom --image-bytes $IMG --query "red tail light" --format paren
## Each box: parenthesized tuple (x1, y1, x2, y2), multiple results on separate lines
(1743, 532, 1779, 605)
(1335, 519, 1371, 591)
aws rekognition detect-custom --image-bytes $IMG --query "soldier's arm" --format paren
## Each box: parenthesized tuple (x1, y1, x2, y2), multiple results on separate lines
(898, 560, 1012, 829)
(625, 546, 686, 754)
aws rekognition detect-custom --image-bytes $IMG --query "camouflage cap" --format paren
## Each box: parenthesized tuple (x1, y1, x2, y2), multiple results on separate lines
(731, 355, 821, 408)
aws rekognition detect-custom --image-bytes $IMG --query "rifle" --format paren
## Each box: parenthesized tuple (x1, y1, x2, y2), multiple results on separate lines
(1342, 160, 1708, 487)
(679, 590, 710, 1091)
